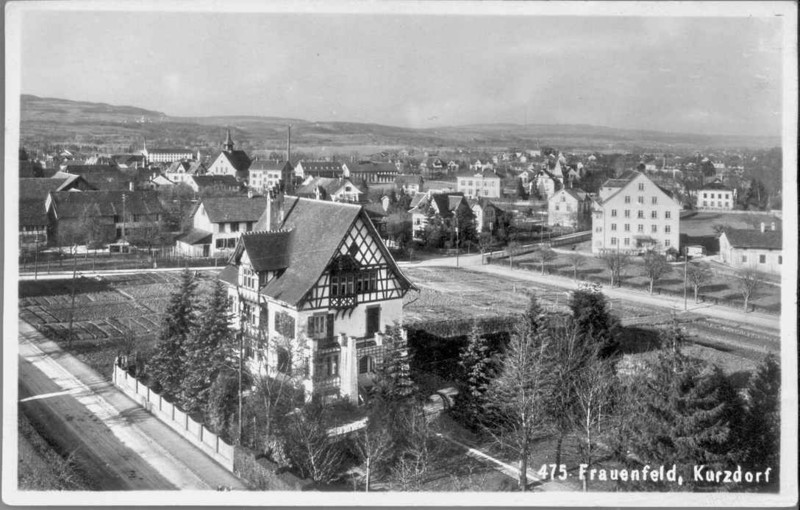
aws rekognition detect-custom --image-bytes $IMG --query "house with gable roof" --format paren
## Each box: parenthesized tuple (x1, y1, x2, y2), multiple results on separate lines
(207, 129, 252, 182)
(591, 170, 680, 254)
(695, 179, 736, 210)
(217, 197, 417, 403)
(548, 187, 593, 230)
(718, 223, 782, 275)
(249, 160, 293, 194)
(295, 176, 363, 203)
(293, 160, 345, 180)
(456, 169, 502, 199)
(408, 192, 472, 242)
(19, 175, 91, 249)
(176, 195, 270, 257)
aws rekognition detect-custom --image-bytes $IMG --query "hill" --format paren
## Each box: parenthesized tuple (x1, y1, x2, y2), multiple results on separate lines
(19, 94, 780, 154)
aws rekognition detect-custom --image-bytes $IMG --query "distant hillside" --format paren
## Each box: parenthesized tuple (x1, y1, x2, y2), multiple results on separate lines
(19, 94, 780, 153)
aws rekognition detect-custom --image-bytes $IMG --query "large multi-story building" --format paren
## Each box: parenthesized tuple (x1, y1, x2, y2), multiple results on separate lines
(457, 170, 502, 199)
(591, 170, 681, 254)
(218, 197, 416, 403)
(142, 145, 198, 163)
(695, 180, 736, 210)
(248, 160, 293, 193)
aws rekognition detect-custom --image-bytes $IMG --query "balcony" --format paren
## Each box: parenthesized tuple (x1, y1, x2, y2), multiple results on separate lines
(312, 375, 341, 391)
(329, 294, 357, 309)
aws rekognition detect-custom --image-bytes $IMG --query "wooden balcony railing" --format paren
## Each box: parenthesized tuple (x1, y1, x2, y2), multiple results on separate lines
(329, 294, 357, 309)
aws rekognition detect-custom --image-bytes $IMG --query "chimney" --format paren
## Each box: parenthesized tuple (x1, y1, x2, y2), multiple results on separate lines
(286, 125, 292, 164)
(760, 222, 765, 233)
(771, 222, 776, 231)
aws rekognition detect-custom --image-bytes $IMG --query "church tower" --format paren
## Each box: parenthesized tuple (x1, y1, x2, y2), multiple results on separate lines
(223, 128, 235, 152)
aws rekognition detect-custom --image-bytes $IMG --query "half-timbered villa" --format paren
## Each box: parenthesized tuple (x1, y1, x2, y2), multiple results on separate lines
(218, 197, 417, 404)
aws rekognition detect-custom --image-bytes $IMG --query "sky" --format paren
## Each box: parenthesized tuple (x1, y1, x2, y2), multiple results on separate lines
(15, 5, 786, 137)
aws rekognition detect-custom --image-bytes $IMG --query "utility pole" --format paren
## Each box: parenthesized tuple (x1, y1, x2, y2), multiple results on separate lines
(122, 193, 127, 244)
(455, 214, 459, 268)
(683, 246, 688, 311)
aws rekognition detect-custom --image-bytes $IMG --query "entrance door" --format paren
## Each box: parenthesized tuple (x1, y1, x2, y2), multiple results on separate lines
(365, 306, 381, 338)
(203, 244, 210, 257)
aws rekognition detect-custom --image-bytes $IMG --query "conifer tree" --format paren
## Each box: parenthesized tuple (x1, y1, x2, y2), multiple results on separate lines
(374, 325, 416, 403)
(623, 324, 740, 490)
(568, 289, 619, 357)
(740, 354, 780, 483)
(182, 280, 235, 414)
(149, 269, 197, 398)
(455, 321, 495, 430)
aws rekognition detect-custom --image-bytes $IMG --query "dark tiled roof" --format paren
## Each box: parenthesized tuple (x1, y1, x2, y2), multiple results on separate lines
(240, 230, 293, 271)
(395, 174, 423, 185)
(220, 150, 252, 172)
(295, 177, 361, 199)
(19, 200, 49, 227)
(602, 170, 639, 188)
(250, 160, 291, 171)
(147, 148, 194, 154)
(191, 175, 240, 190)
(700, 181, 732, 191)
(346, 161, 398, 174)
(176, 228, 213, 245)
(19, 177, 73, 200)
(62, 165, 138, 190)
(298, 161, 344, 175)
(200, 196, 268, 223)
(430, 193, 465, 218)
(49, 190, 163, 218)
(723, 229, 782, 250)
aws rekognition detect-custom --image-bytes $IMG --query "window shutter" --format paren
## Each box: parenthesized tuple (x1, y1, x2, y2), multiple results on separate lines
(326, 314, 334, 338)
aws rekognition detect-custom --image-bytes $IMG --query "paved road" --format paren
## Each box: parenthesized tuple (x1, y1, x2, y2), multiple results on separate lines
(17, 320, 247, 491)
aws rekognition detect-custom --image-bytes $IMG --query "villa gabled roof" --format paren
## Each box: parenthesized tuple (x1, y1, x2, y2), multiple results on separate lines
(48, 190, 163, 219)
(223, 197, 414, 306)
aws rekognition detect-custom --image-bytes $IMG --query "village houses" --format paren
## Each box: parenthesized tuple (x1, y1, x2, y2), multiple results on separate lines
(217, 197, 416, 403)
(207, 130, 252, 182)
(408, 192, 472, 242)
(695, 179, 736, 210)
(456, 169, 502, 199)
(591, 170, 681, 254)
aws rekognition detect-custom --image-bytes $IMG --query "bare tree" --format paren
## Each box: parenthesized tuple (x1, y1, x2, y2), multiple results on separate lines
(483, 316, 553, 491)
(686, 262, 713, 303)
(597, 249, 631, 287)
(566, 252, 586, 281)
(570, 355, 616, 491)
(642, 251, 672, 294)
(391, 406, 438, 491)
(737, 266, 763, 313)
(282, 402, 346, 484)
(505, 240, 521, 267)
(353, 403, 394, 492)
(56, 205, 94, 348)
(532, 247, 558, 275)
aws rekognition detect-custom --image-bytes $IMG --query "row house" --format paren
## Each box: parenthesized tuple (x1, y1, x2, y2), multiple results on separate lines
(45, 190, 164, 247)
(456, 170, 502, 199)
(218, 197, 416, 403)
(294, 161, 344, 180)
(591, 171, 680, 254)
(249, 160, 293, 194)
(342, 161, 399, 185)
(142, 145, 198, 164)
(176, 195, 269, 257)
(695, 180, 736, 210)
(548, 187, 593, 230)
(718, 223, 782, 275)
(207, 130, 252, 182)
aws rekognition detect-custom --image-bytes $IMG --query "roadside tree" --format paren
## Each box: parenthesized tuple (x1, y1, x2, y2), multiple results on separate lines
(597, 249, 630, 287)
(686, 262, 713, 303)
(565, 252, 586, 281)
(532, 247, 558, 275)
(642, 251, 671, 294)
(736, 266, 763, 313)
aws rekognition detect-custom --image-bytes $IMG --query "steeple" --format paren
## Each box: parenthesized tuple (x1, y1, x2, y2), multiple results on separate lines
(223, 128, 234, 152)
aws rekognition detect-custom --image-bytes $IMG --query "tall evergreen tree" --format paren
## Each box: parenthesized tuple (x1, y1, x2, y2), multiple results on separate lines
(623, 326, 740, 490)
(149, 269, 198, 398)
(740, 354, 780, 484)
(454, 321, 495, 430)
(568, 289, 619, 358)
(181, 280, 235, 414)
(374, 325, 417, 403)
